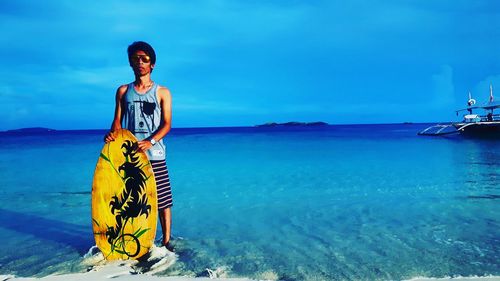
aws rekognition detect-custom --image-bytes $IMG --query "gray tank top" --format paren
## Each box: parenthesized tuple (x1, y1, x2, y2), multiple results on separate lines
(121, 82, 166, 161)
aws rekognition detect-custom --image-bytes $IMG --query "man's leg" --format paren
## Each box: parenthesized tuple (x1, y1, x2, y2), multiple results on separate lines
(160, 207, 172, 246)
(151, 160, 173, 248)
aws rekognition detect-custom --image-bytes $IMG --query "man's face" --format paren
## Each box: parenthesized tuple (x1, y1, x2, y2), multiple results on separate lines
(130, 50, 154, 76)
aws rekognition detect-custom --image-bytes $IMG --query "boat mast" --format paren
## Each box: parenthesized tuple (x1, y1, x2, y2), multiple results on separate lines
(490, 84, 494, 102)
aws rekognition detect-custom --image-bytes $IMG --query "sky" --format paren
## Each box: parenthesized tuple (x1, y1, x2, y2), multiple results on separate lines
(1, 0, 499, 130)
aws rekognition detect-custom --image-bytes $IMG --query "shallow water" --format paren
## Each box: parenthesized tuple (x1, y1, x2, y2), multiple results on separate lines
(0, 125, 498, 280)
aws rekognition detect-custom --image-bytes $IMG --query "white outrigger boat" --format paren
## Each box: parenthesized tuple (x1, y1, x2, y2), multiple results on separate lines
(419, 85, 500, 137)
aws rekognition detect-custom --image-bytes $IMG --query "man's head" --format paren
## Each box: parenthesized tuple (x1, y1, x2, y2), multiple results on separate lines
(128, 41, 156, 73)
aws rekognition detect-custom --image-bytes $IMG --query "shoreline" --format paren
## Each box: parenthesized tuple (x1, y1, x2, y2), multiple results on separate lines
(2, 268, 500, 281)
(0, 246, 257, 281)
(0, 247, 499, 281)
(0, 263, 254, 281)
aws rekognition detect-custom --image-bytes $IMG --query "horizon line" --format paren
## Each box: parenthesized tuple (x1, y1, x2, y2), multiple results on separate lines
(2, 122, 443, 133)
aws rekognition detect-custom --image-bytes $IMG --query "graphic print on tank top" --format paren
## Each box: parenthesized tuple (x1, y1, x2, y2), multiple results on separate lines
(126, 100, 157, 134)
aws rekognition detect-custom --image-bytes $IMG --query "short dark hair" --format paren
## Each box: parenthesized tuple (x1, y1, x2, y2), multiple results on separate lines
(127, 41, 156, 65)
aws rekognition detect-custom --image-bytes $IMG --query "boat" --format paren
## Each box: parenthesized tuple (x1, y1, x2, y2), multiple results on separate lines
(418, 85, 500, 137)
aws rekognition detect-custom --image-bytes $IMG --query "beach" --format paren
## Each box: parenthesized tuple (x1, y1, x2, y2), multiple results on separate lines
(1, 262, 499, 281)
(0, 264, 253, 281)
(2, 271, 500, 281)
(0, 125, 498, 280)
(0, 245, 255, 281)
(1, 246, 498, 281)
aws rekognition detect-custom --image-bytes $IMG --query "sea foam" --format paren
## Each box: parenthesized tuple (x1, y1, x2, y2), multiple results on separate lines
(81, 245, 177, 276)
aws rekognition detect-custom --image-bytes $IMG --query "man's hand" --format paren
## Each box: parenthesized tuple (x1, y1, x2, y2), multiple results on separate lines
(104, 131, 116, 143)
(138, 140, 153, 151)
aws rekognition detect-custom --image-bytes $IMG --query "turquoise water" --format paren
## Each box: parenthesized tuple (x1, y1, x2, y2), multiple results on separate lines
(0, 124, 498, 280)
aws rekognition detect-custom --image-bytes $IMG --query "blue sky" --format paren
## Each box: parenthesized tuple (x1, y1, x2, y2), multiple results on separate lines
(1, 0, 499, 130)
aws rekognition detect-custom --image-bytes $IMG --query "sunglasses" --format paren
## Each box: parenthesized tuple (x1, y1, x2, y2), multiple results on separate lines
(130, 55, 151, 64)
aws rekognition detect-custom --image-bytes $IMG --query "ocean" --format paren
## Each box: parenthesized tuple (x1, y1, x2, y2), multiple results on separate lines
(0, 124, 498, 280)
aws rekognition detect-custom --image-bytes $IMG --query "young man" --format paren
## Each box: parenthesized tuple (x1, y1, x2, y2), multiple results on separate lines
(104, 41, 174, 251)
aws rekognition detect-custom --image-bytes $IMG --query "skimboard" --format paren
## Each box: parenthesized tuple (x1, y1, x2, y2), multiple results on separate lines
(92, 129, 157, 260)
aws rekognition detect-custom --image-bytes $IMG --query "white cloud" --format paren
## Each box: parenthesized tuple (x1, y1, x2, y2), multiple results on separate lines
(474, 74, 500, 104)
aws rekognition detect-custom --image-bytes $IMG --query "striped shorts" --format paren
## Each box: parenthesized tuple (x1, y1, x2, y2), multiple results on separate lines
(151, 160, 173, 210)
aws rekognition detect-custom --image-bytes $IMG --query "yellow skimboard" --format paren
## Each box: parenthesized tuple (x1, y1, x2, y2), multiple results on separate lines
(92, 129, 157, 260)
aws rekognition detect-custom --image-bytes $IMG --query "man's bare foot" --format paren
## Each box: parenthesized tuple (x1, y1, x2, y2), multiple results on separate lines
(164, 241, 175, 252)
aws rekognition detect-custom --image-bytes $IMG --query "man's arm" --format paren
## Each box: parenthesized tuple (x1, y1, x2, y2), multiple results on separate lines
(137, 86, 172, 151)
(153, 86, 172, 140)
(104, 85, 128, 142)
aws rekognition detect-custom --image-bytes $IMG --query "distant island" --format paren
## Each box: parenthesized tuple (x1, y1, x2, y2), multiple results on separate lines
(256, 121, 329, 127)
(5, 127, 56, 133)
